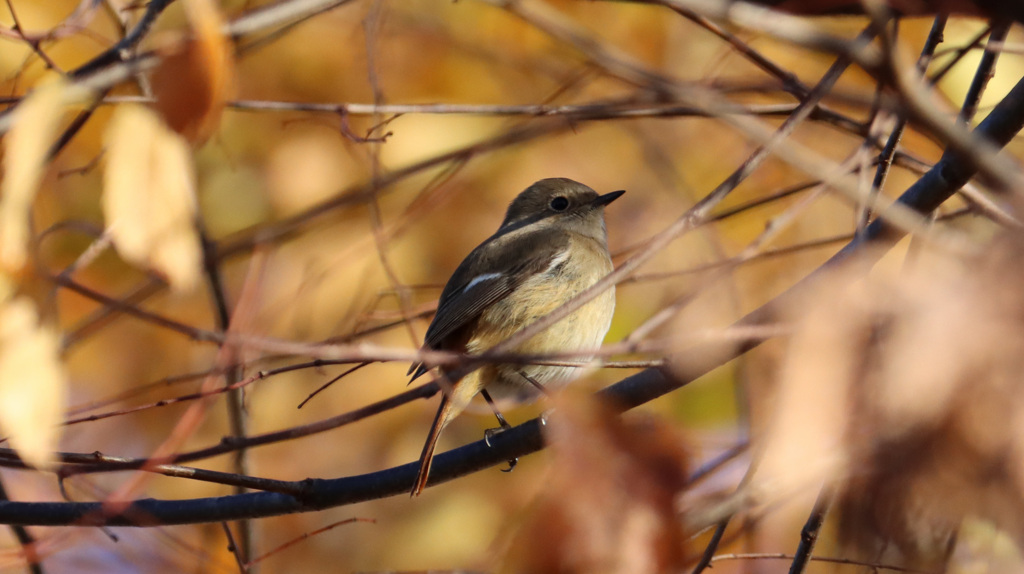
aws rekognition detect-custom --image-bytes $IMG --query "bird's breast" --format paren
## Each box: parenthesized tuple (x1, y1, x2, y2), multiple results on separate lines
(467, 235, 616, 400)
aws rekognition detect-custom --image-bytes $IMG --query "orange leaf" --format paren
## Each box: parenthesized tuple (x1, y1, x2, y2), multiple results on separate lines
(150, 0, 235, 145)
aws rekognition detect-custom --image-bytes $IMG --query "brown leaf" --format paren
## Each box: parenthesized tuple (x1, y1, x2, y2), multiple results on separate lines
(834, 241, 1024, 567)
(103, 104, 202, 292)
(150, 0, 235, 145)
(749, 237, 1024, 569)
(0, 297, 67, 470)
(752, 266, 871, 498)
(501, 392, 691, 574)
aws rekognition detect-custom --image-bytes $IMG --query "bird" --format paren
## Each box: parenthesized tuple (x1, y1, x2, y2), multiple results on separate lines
(408, 177, 623, 496)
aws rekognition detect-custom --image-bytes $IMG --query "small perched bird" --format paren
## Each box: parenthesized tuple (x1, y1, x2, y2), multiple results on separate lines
(408, 177, 623, 496)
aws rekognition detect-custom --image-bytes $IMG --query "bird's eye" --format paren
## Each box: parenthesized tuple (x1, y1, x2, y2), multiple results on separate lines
(549, 196, 570, 211)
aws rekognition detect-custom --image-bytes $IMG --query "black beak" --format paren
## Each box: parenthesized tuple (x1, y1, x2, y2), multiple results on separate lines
(592, 189, 625, 207)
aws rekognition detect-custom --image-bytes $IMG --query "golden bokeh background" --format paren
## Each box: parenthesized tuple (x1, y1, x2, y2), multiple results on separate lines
(1, 0, 1022, 571)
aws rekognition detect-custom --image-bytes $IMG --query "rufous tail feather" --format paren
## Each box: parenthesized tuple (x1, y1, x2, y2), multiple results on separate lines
(411, 393, 456, 496)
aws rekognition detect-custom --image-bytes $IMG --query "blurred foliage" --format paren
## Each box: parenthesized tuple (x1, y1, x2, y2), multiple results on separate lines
(0, 0, 1022, 572)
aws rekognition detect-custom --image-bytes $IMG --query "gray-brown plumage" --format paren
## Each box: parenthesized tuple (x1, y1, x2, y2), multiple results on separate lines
(409, 178, 623, 496)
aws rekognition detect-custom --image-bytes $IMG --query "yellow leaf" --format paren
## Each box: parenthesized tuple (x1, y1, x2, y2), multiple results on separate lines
(103, 105, 202, 292)
(0, 78, 67, 271)
(0, 298, 67, 470)
(151, 0, 235, 145)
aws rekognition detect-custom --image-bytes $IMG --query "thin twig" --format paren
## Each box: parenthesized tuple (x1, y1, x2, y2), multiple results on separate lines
(959, 20, 1011, 124)
(788, 486, 833, 574)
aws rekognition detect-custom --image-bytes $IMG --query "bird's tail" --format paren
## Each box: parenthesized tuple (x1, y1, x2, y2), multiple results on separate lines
(411, 392, 457, 496)
(412, 372, 482, 496)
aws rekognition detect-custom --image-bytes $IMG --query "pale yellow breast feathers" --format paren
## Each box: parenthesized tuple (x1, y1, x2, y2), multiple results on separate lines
(470, 233, 615, 399)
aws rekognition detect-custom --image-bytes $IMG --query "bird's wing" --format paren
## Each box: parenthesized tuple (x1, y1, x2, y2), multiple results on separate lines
(408, 228, 568, 380)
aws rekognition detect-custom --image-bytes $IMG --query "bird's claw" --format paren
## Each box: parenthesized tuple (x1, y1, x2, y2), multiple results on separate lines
(484, 426, 519, 472)
(484, 426, 502, 447)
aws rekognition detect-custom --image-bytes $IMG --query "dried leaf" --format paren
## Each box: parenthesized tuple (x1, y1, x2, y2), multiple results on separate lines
(501, 393, 690, 574)
(0, 297, 67, 470)
(0, 78, 67, 271)
(150, 0, 234, 145)
(753, 268, 868, 497)
(103, 104, 202, 292)
(752, 238, 1024, 569)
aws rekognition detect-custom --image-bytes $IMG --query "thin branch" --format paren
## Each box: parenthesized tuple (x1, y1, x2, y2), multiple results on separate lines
(50, 273, 225, 344)
(0, 477, 43, 574)
(788, 486, 833, 574)
(958, 20, 1011, 123)
(929, 24, 991, 83)
(857, 15, 947, 236)
(666, 4, 810, 98)
(197, 217, 254, 564)
(243, 518, 374, 568)
(68, 0, 175, 79)
(711, 552, 930, 573)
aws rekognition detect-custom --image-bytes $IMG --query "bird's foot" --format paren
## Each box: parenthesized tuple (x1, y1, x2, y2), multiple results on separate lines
(484, 425, 519, 472)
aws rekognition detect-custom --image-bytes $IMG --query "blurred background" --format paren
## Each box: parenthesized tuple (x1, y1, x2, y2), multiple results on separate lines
(1, 0, 1023, 572)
